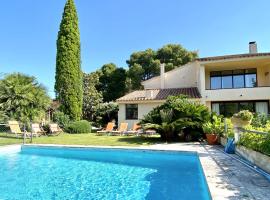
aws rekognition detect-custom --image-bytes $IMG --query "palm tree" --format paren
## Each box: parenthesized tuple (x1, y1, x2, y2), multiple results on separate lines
(0, 73, 51, 123)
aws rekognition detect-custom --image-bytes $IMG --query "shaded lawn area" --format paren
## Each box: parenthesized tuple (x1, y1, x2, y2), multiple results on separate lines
(0, 133, 163, 147)
(0, 133, 24, 146)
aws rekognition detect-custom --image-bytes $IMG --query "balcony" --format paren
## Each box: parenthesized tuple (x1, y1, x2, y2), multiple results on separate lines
(203, 87, 270, 101)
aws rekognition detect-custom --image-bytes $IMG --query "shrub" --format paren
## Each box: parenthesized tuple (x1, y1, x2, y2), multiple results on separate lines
(239, 133, 270, 156)
(53, 111, 70, 128)
(140, 95, 211, 141)
(251, 113, 268, 128)
(233, 110, 253, 121)
(202, 115, 224, 136)
(65, 120, 91, 134)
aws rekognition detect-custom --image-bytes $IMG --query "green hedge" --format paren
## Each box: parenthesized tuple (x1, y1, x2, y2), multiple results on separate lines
(65, 120, 91, 134)
(239, 133, 270, 156)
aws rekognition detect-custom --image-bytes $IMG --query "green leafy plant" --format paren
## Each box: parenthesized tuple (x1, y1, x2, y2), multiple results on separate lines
(239, 133, 270, 156)
(233, 110, 253, 121)
(53, 111, 70, 128)
(251, 113, 269, 129)
(65, 120, 91, 134)
(140, 95, 211, 141)
(202, 115, 224, 136)
(0, 73, 50, 123)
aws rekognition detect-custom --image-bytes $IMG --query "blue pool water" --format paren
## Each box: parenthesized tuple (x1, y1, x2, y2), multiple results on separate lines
(0, 146, 211, 200)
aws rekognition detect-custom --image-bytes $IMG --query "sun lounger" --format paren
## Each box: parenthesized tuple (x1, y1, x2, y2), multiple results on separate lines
(31, 123, 46, 137)
(110, 123, 128, 136)
(8, 121, 30, 138)
(48, 123, 62, 136)
(96, 122, 114, 136)
(125, 123, 142, 136)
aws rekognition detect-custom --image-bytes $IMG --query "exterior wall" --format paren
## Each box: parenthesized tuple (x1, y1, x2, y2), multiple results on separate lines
(203, 87, 270, 102)
(142, 62, 200, 89)
(118, 102, 163, 129)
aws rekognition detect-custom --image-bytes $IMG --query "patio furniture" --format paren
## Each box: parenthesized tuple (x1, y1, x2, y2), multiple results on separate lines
(8, 121, 30, 138)
(144, 129, 157, 136)
(96, 122, 115, 136)
(48, 123, 62, 136)
(31, 123, 46, 137)
(110, 123, 128, 136)
(125, 123, 142, 136)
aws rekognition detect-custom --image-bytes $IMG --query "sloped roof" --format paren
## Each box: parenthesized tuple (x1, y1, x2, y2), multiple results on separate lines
(196, 52, 270, 62)
(117, 87, 201, 102)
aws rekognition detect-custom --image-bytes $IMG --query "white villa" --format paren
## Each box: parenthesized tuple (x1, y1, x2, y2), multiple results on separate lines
(117, 42, 270, 128)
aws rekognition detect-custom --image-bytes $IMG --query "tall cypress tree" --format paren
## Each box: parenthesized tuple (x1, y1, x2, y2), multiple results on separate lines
(55, 0, 82, 121)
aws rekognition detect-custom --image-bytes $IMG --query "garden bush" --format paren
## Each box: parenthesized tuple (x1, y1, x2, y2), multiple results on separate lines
(140, 95, 211, 141)
(53, 111, 70, 128)
(239, 132, 270, 156)
(233, 110, 253, 121)
(65, 120, 91, 134)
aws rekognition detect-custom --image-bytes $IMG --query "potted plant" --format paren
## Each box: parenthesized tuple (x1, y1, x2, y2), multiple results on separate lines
(203, 116, 224, 145)
(231, 110, 253, 128)
(203, 122, 217, 145)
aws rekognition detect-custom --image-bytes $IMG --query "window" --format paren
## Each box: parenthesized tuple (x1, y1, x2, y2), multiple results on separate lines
(210, 76, 221, 89)
(210, 68, 257, 89)
(126, 104, 138, 120)
(212, 101, 268, 117)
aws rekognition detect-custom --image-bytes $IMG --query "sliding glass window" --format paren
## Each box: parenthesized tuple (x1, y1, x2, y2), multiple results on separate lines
(210, 68, 257, 89)
(211, 101, 268, 117)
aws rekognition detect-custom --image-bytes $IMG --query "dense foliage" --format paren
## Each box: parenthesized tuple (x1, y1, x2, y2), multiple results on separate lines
(233, 110, 253, 121)
(55, 0, 83, 121)
(126, 44, 198, 90)
(65, 120, 91, 134)
(83, 72, 103, 121)
(97, 63, 127, 102)
(202, 115, 224, 136)
(0, 73, 50, 122)
(140, 96, 211, 141)
(239, 133, 270, 156)
(95, 102, 119, 127)
(52, 111, 70, 128)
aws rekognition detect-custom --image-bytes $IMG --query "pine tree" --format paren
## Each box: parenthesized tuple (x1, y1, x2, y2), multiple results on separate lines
(55, 0, 82, 121)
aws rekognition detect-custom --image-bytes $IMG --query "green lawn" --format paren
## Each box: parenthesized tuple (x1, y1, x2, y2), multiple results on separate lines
(0, 133, 24, 146)
(0, 133, 162, 147)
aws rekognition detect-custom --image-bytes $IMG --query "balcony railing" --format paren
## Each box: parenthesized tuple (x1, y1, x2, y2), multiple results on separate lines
(203, 86, 270, 101)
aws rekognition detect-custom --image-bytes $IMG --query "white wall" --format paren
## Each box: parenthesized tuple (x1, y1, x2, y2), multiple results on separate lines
(142, 62, 200, 89)
(118, 102, 163, 129)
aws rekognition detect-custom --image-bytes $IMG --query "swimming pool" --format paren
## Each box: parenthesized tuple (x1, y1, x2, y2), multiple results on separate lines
(0, 146, 211, 200)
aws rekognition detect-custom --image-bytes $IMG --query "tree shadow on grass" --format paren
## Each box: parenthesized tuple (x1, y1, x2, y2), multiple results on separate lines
(117, 136, 164, 145)
(0, 133, 20, 139)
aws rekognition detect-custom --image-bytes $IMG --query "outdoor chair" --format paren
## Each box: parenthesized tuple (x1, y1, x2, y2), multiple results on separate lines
(125, 123, 142, 136)
(96, 122, 114, 136)
(8, 121, 30, 138)
(143, 129, 157, 137)
(48, 123, 63, 136)
(110, 123, 128, 136)
(31, 123, 46, 137)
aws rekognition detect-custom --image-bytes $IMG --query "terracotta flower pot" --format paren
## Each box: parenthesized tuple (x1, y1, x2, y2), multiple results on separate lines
(206, 133, 218, 145)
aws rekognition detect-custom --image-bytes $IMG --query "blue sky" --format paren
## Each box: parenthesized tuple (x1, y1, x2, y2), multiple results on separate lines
(0, 0, 270, 97)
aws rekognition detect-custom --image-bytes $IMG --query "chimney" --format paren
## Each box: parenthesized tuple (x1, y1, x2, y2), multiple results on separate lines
(249, 41, 257, 54)
(145, 89, 154, 99)
(160, 63, 165, 89)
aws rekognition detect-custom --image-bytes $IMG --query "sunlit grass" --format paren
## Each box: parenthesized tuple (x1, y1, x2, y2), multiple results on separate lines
(0, 133, 162, 147)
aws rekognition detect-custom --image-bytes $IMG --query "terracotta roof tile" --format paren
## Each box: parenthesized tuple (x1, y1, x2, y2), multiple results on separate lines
(117, 87, 201, 102)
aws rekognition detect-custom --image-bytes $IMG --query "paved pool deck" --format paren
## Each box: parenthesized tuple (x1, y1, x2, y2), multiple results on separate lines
(1, 143, 270, 200)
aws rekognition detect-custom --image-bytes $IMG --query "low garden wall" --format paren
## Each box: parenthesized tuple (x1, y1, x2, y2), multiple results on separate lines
(236, 145, 270, 174)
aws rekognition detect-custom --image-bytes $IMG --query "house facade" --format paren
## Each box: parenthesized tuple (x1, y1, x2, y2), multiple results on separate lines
(117, 42, 270, 128)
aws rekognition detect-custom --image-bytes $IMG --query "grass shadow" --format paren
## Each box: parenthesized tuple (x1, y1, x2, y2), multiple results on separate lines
(117, 136, 163, 145)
